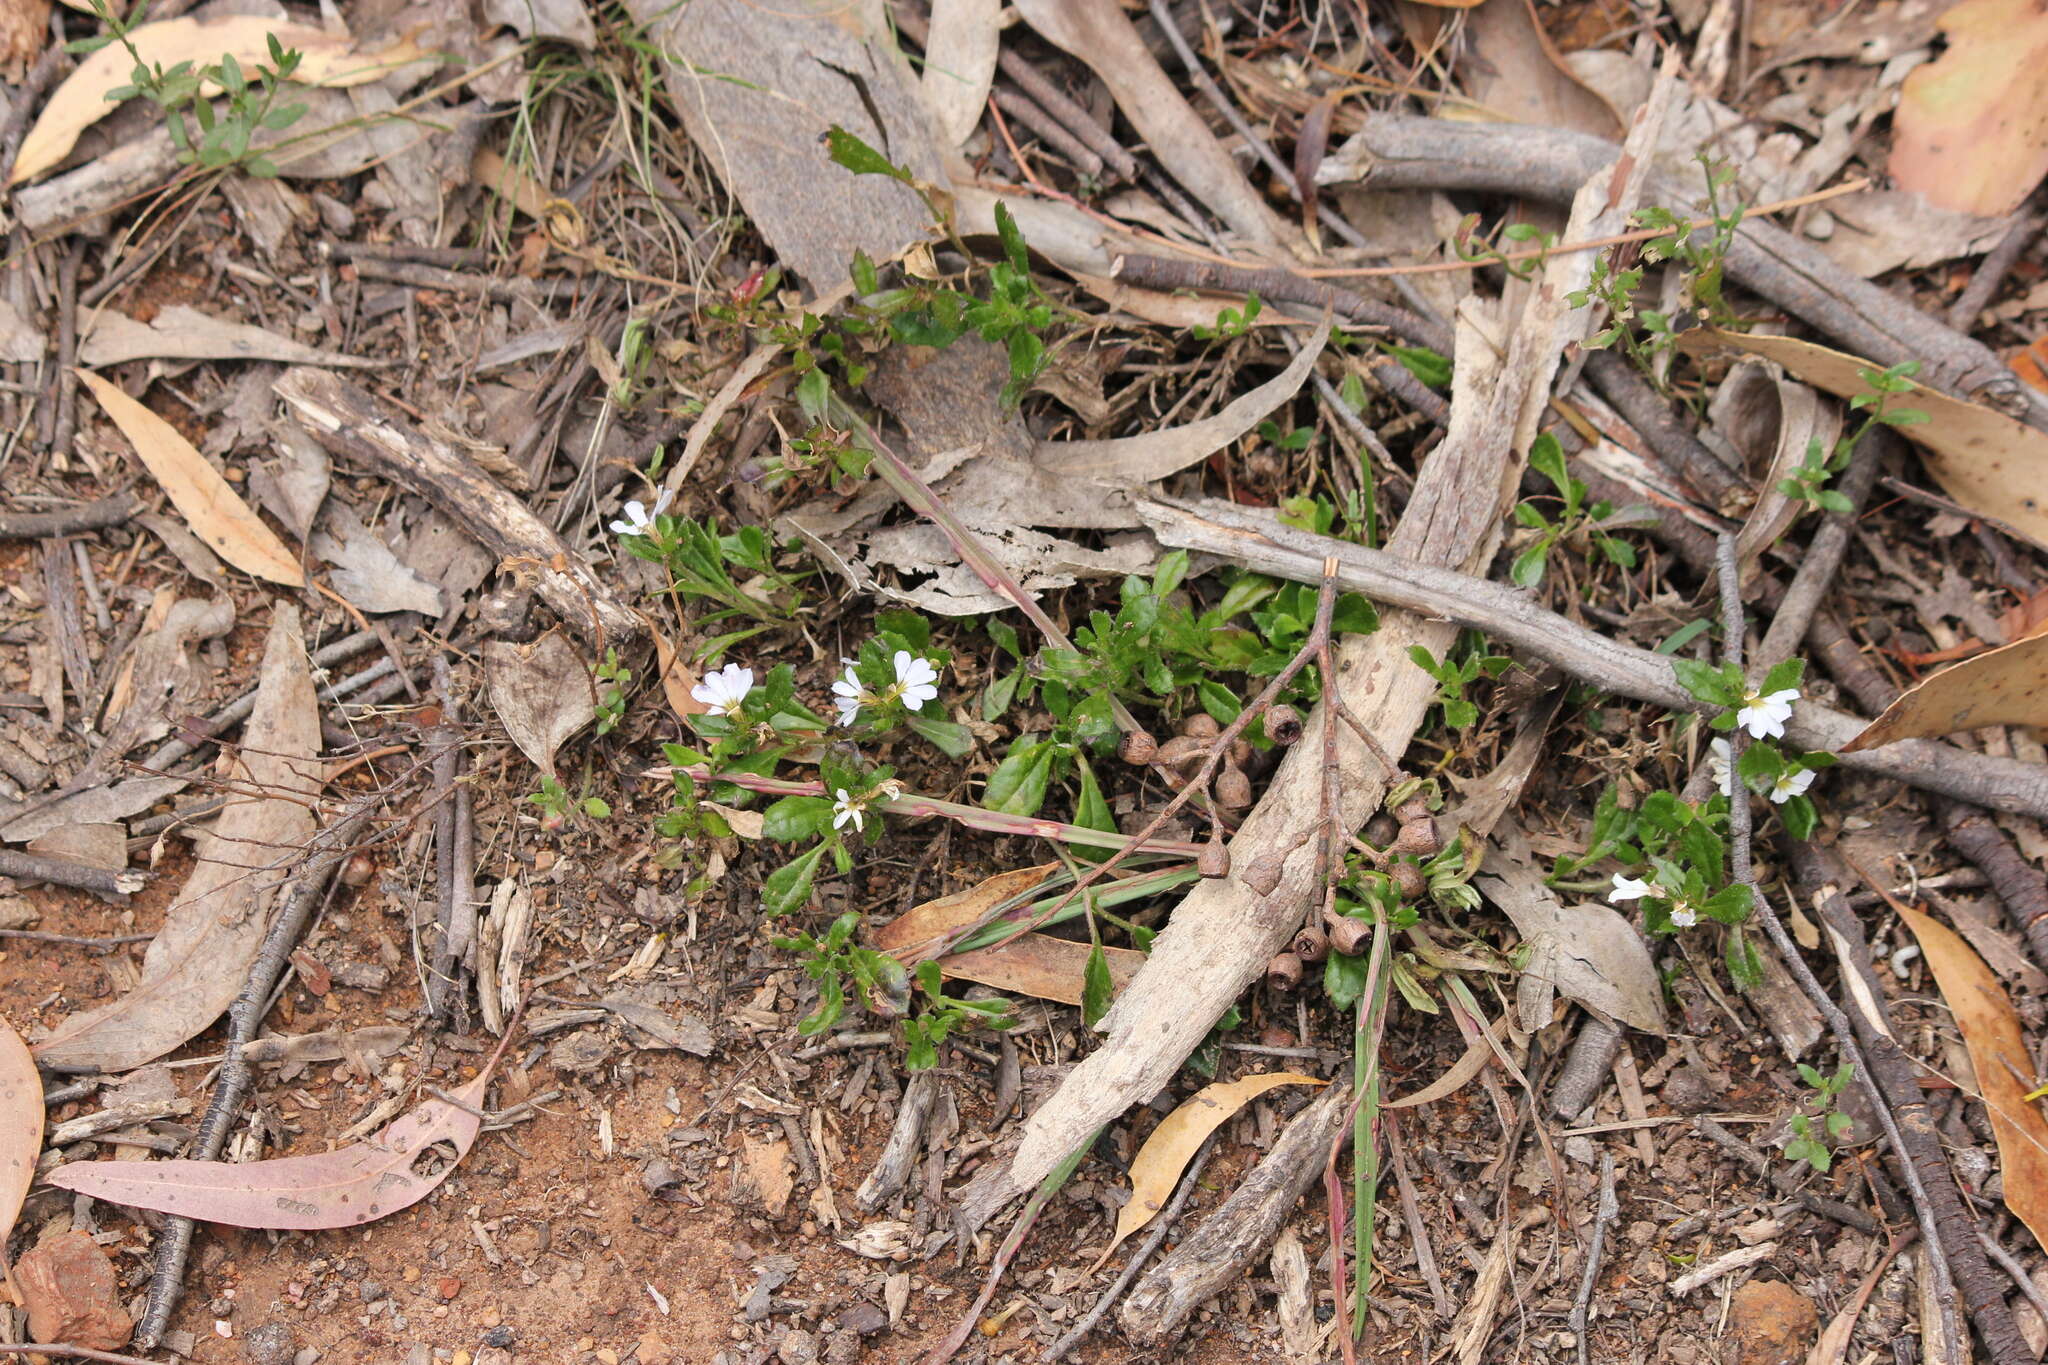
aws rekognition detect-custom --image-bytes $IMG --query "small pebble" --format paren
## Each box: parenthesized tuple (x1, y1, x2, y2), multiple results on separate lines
(241, 1322, 297, 1365)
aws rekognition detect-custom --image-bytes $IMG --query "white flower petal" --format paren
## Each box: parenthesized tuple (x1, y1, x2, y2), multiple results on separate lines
(1669, 905, 1699, 928)
(1609, 874, 1653, 903)
(1707, 738, 1734, 797)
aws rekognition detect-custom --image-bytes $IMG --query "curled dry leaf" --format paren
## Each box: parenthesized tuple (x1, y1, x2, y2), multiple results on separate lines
(1888, 0, 2048, 216)
(1037, 313, 1333, 482)
(77, 370, 304, 587)
(1842, 632, 2048, 750)
(12, 15, 423, 185)
(1706, 360, 1840, 581)
(648, 625, 708, 721)
(35, 605, 321, 1072)
(81, 305, 379, 370)
(0, 1012, 39, 1251)
(47, 1024, 518, 1229)
(919, 0, 1001, 150)
(484, 632, 596, 778)
(1897, 905, 2048, 1251)
(1094, 1072, 1324, 1270)
(1676, 328, 2048, 546)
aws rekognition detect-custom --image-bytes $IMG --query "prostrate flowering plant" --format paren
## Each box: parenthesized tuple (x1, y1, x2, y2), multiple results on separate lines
(1673, 655, 1834, 839)
(829, 611, 971, 756)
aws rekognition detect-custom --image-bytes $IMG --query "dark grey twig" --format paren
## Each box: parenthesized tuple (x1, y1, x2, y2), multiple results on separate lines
(0, 42, 65, 183)
(0, 490, 140, 539)
(133, 792, 383, 1350)
(990, 87, 1104, 178)
(140, 629, 384, 772)
(46, 243, 82, 457)
(0, 928, 153, 948)
(1714, 533, 2014, 1361)
(1946, 213, 2044, 333)
(0, 846, 145, 897)
(1548, 1013, 1622, 1118)
(1754, 428, 1890, 670)
(1570, 1152, 1618, 1365)
(1044, 1135, 1219, 1362)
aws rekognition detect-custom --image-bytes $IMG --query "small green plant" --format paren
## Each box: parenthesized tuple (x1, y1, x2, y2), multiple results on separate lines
(1408, 638, 1510, 730)
(1256, 418, 1314, 452)
(527, 775, 609, 831)
(74, 4, 308, 178)
(903, 960, 1013, 1069)
(614, 507, 807, 655)
(1783, 1061, 1856, 1171)
(1509, 432, 1640, 588)
(1453, 215, 1556, 280)
(1192, 291, 1262, 341)
(772, 909, 911, 1036)
(1778, 361, 1929, 514)
(593, 647, 630, 736)
(1567, 155, 1746, 380)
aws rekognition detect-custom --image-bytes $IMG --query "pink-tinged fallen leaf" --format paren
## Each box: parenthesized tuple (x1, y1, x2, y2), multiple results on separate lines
(45, 1023, 518, 1229)
(871, 863, 1143, 1005)
(0, 1012, 40, 1251)
(1841, 631, 2048, 751)
(1889, 0, 2048, 215)
(1897, 906, 2048, 1251)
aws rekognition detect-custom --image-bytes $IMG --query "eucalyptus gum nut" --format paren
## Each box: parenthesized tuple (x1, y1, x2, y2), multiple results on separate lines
(1198, 833, 1231, 879)
(1389, 816, 1441, 858)
(1227, 736, 1253, 767)
(1292, 924, 1330, 963)
(1391, 860, 1427, 900)
(1363, 812, 1399, 847)
(1324, 912, 1370, 956)
(1214, 765, 1253, 809)
(1179, 712, 1221, 741)
(1393, 794, 1434, 826)
(1265, 951, 1304, 989)
(1153, 735, 1207, 782)
(1117, 729, 1159, 765)
(1265, 704, 1303, 745)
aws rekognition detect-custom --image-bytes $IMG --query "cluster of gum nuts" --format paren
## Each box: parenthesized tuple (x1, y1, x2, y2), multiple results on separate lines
(1114, 705, 1304, 878)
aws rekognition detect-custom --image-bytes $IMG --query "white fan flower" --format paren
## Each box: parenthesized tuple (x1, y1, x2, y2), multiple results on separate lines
(608, 487, 675, 537)
(1770, 766, 1817, 804)
(1609, 874, 1654, 903)
(1736, 687, 1799, 740)
(831, 660, 868, 728)
(1706, 737, 1735, 797)
(690, 663, 753, 717)
(1669, 903, 1699, 928)
(832, 788, 865, 834)
(893, 651, 940, 711)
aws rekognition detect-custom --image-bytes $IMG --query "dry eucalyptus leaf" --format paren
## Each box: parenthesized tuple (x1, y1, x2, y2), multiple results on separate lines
(1678, 328, 2048, 546)
(920, 0, 1001, 149)
(1842, 632, 2048, 750)
(48, 1028, 515, 1229)
(1706, 360, 1840, 580)
(482, 0, 596, 46)
(485, 632, 596, 778)
(34, 605, 321, 1072)
(1476, 824, 1666, 1035)
(0, 1013, 39, 1254)
(0, 778, 185, 845)
(12, 15, 424, 184)
(1898, 905, 2048, 1249)
(249, 425, 331, 543)
(79, 370, 304, 586)
(312, 503, 445, 617)
(81, 305, 378, 370)
(1889, 0, 2048, 216)
(1095, 1073, 1324, 1270)
(872, 863, 1143, 1005)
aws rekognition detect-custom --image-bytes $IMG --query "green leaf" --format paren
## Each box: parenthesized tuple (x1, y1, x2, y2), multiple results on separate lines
(851, 249, 879, 295)
(1197, 680, 1241, 726)
(1073, 757, 1115, 844)
(1671, 657, 1735, 706)
(1388, 344, 1451, 389)
(906, 712, 974, 758)
(1527, 432, 1569, 495)
(1324, 948, 1368, 1010)
(1778, 793, 1818, 840)
(1759, 656, 1805, 698)
(1153, 548, 1189, 597)
(798, 972, 845, 1036)
(763, 795, 835, 843)
(763, 843, 829, 916)
(1510, 540, 1550, 589)
(984, 740, 1055, 815)
(904, 1019, 938, 1071)
(982, 669, 1021, 721)
(1082, 944, 1114, 1029)
(824, 125, 911, 181)
(994, 200, 1031, 274)
(1703, 883, 1754, 924)
(582, 797, 611, 818)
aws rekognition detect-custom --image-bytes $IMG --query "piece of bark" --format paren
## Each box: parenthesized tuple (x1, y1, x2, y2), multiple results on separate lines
(856, 1069, 939, 1212)
(1321, 115, 2043, 425)
(621, 0, 941, 296)
(273, 368, 644, 656)
(1119, 1082, 1351, 1344)
(0, 490, 139, 539)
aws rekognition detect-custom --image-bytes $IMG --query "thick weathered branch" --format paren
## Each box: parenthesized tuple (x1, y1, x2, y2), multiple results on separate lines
(0, 491, 138, 540)
(274, 368, 645, 655)
(1322, 116, 2044, 425)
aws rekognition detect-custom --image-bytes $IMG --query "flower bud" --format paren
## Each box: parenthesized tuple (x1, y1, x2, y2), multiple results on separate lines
(1117, 729, 1159, 765)
(1265, 951, 1304, 989)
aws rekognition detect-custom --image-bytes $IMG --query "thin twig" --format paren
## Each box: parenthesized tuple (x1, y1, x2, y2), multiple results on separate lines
(1043, 1136, 1219, 1361)
(1753, 428, 1891, 670)
(46, 242, 83, 457)
(0, 1345, 165, 1365)
(1946, 213, 2045, 333)
(1570, 1152, 1619, 1365)
(133, 792, 384, 1349)
(0, 928, 153, 948)
(1715, 534, 2024, 1363)
(0, 846, 146, 897)
(0, 490, 141, 539)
